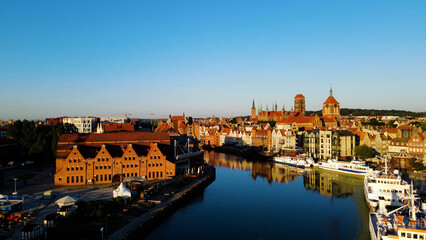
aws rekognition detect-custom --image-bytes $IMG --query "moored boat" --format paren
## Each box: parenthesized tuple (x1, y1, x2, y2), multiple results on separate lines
(364, 156, 411, 210)
(318, 157, 374, 176)
(369, 184, 426, 240)
(273, 156, 314, 168)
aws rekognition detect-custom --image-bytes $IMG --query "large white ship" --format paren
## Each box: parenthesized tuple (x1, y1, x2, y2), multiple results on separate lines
(369, 184, 426, 240)
(273, 156, 315, 168)
(364, 157, 411, 210)
(318, 158, 374, 176)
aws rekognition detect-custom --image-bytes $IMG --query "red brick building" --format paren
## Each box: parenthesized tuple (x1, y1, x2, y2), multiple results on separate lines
(54, 132, 176, 186)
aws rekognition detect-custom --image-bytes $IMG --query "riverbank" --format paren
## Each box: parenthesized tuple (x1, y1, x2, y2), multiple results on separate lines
(106, 165, 216, 240)
(203, 145, 273, 161)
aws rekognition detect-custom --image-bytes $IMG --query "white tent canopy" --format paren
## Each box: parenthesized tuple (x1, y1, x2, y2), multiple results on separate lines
(113, 182, 131, 199)
(55, 196, 79, 207)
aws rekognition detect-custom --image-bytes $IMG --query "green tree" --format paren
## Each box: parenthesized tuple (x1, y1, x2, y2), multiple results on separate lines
(355, 144, 374, 158)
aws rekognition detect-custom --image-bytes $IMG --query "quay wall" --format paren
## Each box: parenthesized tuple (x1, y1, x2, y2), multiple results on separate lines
(106, 165, 216, 240)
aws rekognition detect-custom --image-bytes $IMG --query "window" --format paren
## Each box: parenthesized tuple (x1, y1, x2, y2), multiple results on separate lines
(71, 176, 74, 183)
(148, 163, 151, 167)
(67, 177, 69, 183)
(59, 177, 62, 181)
(133, 156, 135, 160)
(69, 159, 72, 163)
(160, 172, 163, 178)
(108, 165, 111, 169)
(78, 158, 81, 162)
(160, 162, 162, 166)
(98, 158, 100, 161)
(100, 175, 103, 181)
(100, 165, 103, 170)
(125, 157, 127, 160)
(76, 176, 79, 183)
(122, 164, 125, 168)
(102, 158, 105, 161)
(96, 165, 98, 170)
(67, 167, 70, 171)
(109, 174, 111, 181)
(149, 172, 151, 178)
(107, 157, 109, 161)
(80, 176, 83, 182)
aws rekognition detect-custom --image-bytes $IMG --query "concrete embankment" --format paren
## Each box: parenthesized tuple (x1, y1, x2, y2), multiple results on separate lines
(106, 166, 216, 240)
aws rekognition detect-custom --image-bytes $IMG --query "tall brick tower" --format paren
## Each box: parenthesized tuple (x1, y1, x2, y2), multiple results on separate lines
(294, 94, 305, 116)
(251, 99, 256, 118)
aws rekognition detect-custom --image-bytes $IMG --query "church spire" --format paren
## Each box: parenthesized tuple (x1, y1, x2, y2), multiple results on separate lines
(252, 99, 255, 109)
(330, 84, 333, 96)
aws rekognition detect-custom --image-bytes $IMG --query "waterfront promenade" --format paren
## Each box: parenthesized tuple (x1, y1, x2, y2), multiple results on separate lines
(107, 165, 216, 240)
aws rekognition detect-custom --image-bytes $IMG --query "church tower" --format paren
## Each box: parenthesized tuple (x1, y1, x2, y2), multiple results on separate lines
(294, 94, 305, 116)
(322, 87, 340, 119)
(251, 99, 256, 119)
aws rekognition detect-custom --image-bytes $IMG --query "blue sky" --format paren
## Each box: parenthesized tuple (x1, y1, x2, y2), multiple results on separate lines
(1, 1, 425, 120)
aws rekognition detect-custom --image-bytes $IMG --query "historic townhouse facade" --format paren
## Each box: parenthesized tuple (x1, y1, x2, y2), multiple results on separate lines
(304, 129, 355, 160)
(54, 132, 175, 186)
(408, 132, 425, 160)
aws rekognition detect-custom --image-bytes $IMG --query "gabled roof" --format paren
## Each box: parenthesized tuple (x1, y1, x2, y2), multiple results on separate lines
(104, 144, 125, 157)
(103, 123, 134, 133)
(382, 128, 398, 134)
(171, 116, 185, 121)
(77, 145, 99, 159)
(58, 132, 170, 144)
(323, 96, 339, 104)
(295, 94, 305, 98)
(278, 116, 314, 124)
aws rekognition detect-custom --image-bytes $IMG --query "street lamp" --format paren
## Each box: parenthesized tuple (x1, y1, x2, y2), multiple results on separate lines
(100, 227, 104, 240)
(12, 178, 18, 195)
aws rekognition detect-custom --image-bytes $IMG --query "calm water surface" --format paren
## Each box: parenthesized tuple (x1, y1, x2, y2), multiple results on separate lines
(145, 152, 370, 240)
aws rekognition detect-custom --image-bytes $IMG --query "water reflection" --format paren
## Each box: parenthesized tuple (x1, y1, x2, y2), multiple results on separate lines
(205, 151, 301, 184)
(146, 151, 370, 240)
(304, 170, 360, 199)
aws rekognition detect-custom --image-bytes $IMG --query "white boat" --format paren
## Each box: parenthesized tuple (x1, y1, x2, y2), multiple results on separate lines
(273, 156, 314, 168)
(364, 156, 411, 210)
(318, 157, 374, 176)
(369, 184, 426, 240)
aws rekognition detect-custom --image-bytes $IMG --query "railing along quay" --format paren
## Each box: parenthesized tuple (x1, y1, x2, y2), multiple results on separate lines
(107, 165, 216, 240)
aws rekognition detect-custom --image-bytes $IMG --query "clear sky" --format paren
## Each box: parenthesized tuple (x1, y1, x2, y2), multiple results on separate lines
(1, 1, 425, 120)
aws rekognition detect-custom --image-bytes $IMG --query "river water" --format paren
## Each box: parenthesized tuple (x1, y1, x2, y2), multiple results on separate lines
(145, 151, 370, 240)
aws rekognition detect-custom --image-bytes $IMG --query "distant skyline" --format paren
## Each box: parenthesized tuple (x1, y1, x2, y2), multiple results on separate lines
(1, 1, 425, 120)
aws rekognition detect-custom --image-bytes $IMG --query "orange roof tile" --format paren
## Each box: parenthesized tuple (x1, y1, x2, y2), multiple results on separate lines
(294, 94, 305, 98)
(58, 132, 170, 144)
(323, 96, 339, 104)
(103, 123, 134, 133)
(171, 116, 185, 121)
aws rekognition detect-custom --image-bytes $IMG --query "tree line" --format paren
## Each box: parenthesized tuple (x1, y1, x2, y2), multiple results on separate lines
(306, 108, 425, 117)
(6, 120, 77, 165)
